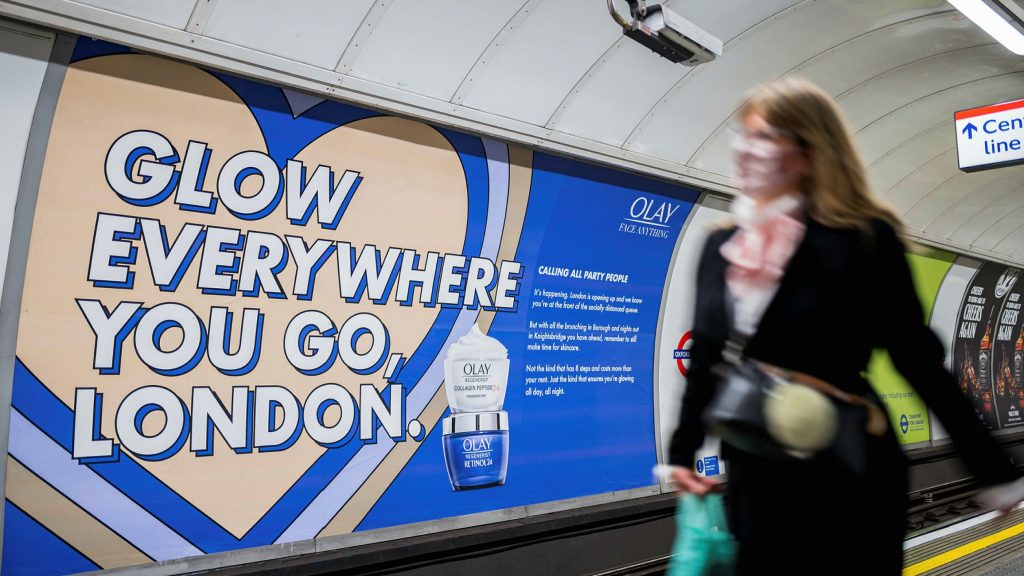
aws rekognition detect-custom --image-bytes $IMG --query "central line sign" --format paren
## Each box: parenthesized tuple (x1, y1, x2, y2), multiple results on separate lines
(956, 99, 1024, 172)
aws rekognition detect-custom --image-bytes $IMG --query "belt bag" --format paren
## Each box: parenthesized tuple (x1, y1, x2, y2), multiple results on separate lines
(703, 340, 888, 476)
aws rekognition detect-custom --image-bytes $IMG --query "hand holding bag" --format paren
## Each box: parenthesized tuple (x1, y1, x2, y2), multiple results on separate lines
(666, 493, 737, 576)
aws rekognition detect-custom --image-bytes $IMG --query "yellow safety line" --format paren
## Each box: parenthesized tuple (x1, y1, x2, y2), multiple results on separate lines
(904, 519, 1024, 576)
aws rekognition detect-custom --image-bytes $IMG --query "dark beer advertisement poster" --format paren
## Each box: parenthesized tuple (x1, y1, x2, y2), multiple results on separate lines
(953, 263, 1005, 430)
(991, 268, 1024, 428)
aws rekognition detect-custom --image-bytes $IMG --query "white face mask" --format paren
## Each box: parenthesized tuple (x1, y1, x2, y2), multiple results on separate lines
(732, 132, 801, 200)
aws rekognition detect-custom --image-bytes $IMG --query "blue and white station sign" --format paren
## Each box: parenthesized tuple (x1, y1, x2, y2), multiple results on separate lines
(956, 99, 1024, 172)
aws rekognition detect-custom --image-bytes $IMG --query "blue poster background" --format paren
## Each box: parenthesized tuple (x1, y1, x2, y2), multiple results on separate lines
(358, 153, 696, 530)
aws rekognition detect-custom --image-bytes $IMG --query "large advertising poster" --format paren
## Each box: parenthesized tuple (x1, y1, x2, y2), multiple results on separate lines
(991, 268, 1024, 429)
(951, 262, 1024, 431)
(2, 39, 698, 574)
(952, 264, 1003, 429)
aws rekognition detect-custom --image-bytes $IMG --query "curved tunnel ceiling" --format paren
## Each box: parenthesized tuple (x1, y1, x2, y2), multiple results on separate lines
(3, 0, 1024, 264)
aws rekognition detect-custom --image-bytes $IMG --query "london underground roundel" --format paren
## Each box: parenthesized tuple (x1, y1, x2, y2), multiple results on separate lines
(674, 331, 693, 377)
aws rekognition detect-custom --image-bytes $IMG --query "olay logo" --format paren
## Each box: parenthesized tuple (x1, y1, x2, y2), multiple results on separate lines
(463, 437, 492, 452)
(463, 362, 492, 376)
(629, 196, 679, 225)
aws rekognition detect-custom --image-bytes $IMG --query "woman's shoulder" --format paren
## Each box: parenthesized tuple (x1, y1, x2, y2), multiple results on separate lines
(802, 216, 905, 273)
(807, 216, 903, 248)
(859, 216, 906, 256)
(868, 217, 905, 246)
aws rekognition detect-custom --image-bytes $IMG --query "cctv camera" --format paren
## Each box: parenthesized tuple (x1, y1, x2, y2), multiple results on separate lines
(610, 2, 722, 66)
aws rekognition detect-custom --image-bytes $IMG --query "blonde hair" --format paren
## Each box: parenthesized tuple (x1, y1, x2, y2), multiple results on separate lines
(738, 77, 903, 236)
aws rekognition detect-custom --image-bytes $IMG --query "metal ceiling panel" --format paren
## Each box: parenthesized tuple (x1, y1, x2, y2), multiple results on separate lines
(839, 44, 1024, 132)
(689, 10, 984, 177)
(996, 222, 1024, 256)
(457, 0, 621, 126)
(346, 0, 528, 101)
(974, 192, 1024, 251)
(202, 0, 376, 69)
(790, 11, 983, 95)
(544, 39, 688, 146)
(547, 0, 797, 146)
(978, 208, 1024, 253)
(624, 0, 949, 166)
(951, 173, 1024, 246)
(883, 148, 960, 215)
(904, 167, 1004, 230)
(67, 0, 198, 29)
(855, 73, 1024, 166)
(869, 123, 954, 195)
(921, 169, 1016, 235)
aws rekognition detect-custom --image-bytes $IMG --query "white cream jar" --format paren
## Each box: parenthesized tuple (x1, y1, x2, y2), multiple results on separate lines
(444, 324, 509, 413)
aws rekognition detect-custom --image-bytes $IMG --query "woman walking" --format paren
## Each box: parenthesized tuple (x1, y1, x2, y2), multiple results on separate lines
(669, 78, 1020, 575)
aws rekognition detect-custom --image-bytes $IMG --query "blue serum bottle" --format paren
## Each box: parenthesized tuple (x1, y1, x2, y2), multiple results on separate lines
(442, 411, 509, 490)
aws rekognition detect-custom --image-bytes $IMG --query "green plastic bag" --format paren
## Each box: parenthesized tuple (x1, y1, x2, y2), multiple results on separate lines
(666, 493, 737, 576)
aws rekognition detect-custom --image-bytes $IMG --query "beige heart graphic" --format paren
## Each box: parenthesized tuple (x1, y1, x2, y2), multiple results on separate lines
(15, 52, 469, 539)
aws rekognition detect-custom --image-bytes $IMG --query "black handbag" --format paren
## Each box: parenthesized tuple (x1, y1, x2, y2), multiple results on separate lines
(703, 336, 887, 477)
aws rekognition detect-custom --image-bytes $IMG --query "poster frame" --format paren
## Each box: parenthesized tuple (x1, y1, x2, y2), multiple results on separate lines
(0, 26, 72, 566)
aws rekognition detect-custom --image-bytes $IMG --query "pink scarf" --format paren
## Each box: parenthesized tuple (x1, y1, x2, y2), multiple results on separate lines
(720, 195, 806, 301)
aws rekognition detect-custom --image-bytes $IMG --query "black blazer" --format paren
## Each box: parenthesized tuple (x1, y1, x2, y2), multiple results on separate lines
(668, 217, 1017, 486)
